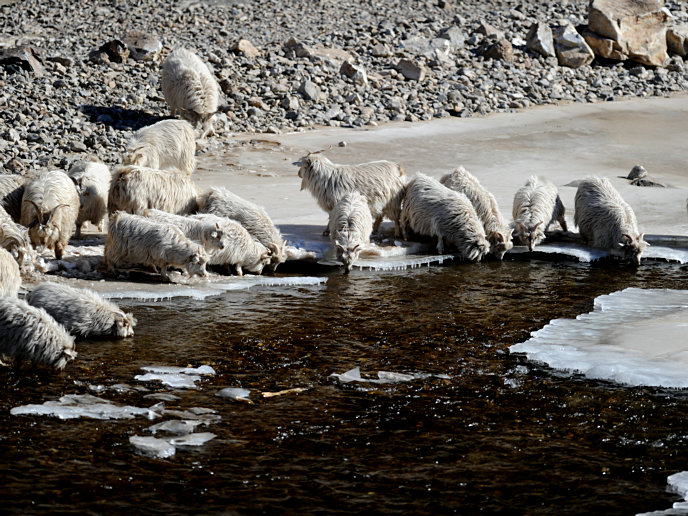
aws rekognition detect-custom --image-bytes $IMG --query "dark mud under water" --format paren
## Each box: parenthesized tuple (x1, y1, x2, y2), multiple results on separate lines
(3, 259, 688, 515)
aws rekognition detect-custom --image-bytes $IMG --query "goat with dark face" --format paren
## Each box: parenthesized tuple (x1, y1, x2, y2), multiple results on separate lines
(20, 170, 79, 260)
(574, 176, 649, 264)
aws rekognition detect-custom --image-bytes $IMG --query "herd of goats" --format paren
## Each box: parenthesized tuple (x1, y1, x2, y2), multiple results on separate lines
(0, 47, 650, 371)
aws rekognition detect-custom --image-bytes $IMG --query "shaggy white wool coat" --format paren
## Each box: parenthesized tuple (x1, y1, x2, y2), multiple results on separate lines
(296, 152, 406, 237)
(0, 246, 20, 297)
(20, 170, 80, 259)
(104, 211, 208, 281)
(574, 176, 648, 264)
(0, 297, 77, 369)
(26, 282, 136, 339)
(440, 166, 513, 259)
(190, 213, 272, 276)
(511, 175, 567, 251)
(0, 204, 35, 271)
(160, 48, 219, 138)
(123, 119, 197, 175)
(199, 186, 285, 271)
(68, 158, 111, 238)
(108, 165, 199, 216)
(0, 174, 25, 222)
(401, 173, 490, 262)
(328, 191, 373, 273)
(143, 208, 224, 252)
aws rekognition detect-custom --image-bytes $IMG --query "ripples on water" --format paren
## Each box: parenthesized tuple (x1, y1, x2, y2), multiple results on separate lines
(3, 260, 688, 514)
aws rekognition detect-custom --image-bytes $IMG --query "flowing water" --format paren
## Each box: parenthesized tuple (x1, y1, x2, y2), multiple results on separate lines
(3, 258, 688, 514)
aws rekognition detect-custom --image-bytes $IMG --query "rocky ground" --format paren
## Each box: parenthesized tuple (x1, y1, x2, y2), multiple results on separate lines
(0, 0, 687, 175)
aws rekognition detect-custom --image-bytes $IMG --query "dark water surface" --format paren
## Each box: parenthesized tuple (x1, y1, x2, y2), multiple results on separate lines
(3, 259, 688, 515)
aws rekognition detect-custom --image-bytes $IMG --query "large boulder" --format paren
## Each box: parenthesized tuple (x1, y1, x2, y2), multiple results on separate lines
(581, 27, 627, 60)
(0, 46, 44, 76)
(553, 25, 595, 68)
(588, 0, 669, 67)
(667, 25, 688, 57)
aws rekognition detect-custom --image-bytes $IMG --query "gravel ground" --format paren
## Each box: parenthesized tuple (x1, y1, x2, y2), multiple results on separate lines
(0, 0, 687, 173)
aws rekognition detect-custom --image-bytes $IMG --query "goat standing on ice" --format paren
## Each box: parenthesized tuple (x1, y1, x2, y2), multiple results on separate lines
(511, 175, 567, 251)
(26, 283, 136, 339)
(295, 152, 406, 238)
(160, 48, 220, 139)
(20, 170, 80, 260)
(574, 176, 648, 264)
(440, 166, 513, 260)
(123, 119, 197, 175)
(328, 191, 373, 274)
(0, 297, 77, 369)
(401, 173, 490, 262)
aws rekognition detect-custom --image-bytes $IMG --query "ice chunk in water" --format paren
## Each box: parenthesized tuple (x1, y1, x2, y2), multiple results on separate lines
(636, 471, 688, 515)
(130, 436, 176, 459)
(135, 365, 216, 389)
(216, 387, 252, 402)
(163, 408, 222, 424)
(330, 367, 430, 384)
(149, 420, 203, 435)
(169, 432, 216, 447)
(11, 394, 161, 420)
(510, 288, 688, 388)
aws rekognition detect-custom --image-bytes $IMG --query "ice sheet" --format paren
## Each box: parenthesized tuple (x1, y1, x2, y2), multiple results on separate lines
(10, 394, 162, 420)
(216, 387, 252, 402)
(129, 436, 176, 459)
(135, 365, 216, 389)
(330, 366, 449, 384)
(510, 288, 688, 388)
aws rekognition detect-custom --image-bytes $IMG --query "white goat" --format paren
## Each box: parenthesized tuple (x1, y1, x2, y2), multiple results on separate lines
(68, 158, 111, 238)
(199, 186, 285, 271)
(0, 297, 77, 369)
(0, 246, 20, 297)
(26, 283, 136, 339)
(143, 208, 224, 253)
(401, 173, 490, 262)
(108, 165, 199, 216)
(511, 175, 567, 251)
(328, 191, 373, 273)
(0, 204, 35, 271)
(20, 170, 80, 259)
(296, 152, 406, 237)
(574, 176, 649, 264)
(123, 119, 197, 175)
(104, 211, 208, 281)
(440, 166, 513, 260)
(0, 174, 25, 222)
(190, 213, 273, 276)
(160, 48, 220, 139)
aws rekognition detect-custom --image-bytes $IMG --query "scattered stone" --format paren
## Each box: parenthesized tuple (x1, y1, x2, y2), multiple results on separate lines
(479, 35, 514, 61)
(396, 59, 426, 81)
(89, 39, 129, 64)
(627, 164, 648, 179)
(339, 61, 368, 85)
(371, 43, 393, 57)
(122, 31, 162, 61)
(631, 177, 666, 187)
(553, 24, 595, 68)
(477, 21, 504, 39)
(283, 37, 313, 58)
(231, 38, 261, 58)
(4, 157, 24, 173)
(588, 0, 670, 67)
(0, 45, 44, 76)
(526, 22, 556, 58)
(437, 26, 466, 48)
(298, 80, 321, 102)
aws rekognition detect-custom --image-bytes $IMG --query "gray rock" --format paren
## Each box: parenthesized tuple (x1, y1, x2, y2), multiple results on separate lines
(396, 59, 426, 81)
(627, 164, 647, 179)
(526, 22, 556, 58)
(89, 39, 129, 64)
(553, 24, 594, 68)
(667, 25, 688, 57)
(339, 61, 368, 85)
(231, 38, 261, 58)
(371, 43, 393, 57)
(581, 26, 627, 60)
(437, 26, 466, 48)
(298, 80, 321, 102)
(122, 31, 162, 61)
(479, 35, 514, 61)
(0, 46, 45, 76)
(284, 38, 313, 58)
